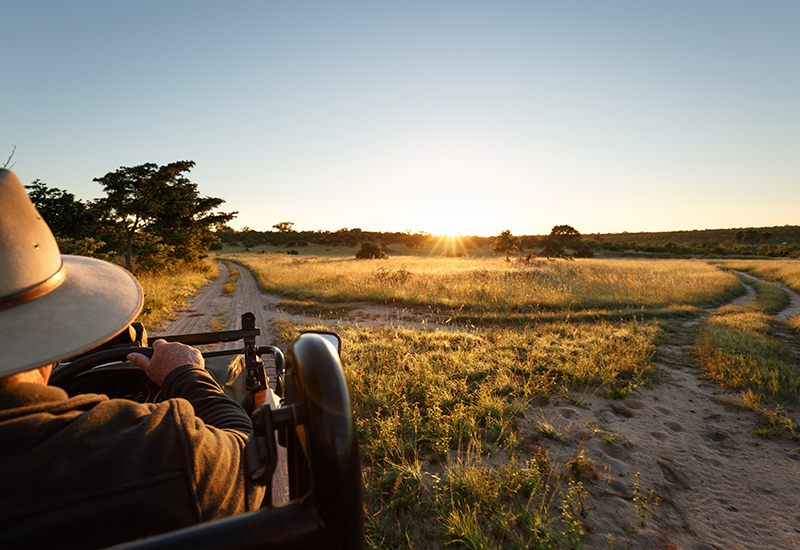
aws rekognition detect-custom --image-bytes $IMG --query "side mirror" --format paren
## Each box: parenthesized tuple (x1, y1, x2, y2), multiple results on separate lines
(300, 330, 341, 355)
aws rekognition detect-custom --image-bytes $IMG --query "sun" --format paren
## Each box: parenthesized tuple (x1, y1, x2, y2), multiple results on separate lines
(403, 188, 503, 238)
(427, 233, 484, 256)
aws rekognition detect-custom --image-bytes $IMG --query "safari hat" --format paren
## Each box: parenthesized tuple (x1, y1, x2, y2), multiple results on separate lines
(0, 169, 144, 377)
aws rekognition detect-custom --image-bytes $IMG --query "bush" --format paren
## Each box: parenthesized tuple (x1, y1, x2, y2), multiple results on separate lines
(356, 241, 387, 260)
(573, 243, 594, 258)
(55, 237, 110, 259)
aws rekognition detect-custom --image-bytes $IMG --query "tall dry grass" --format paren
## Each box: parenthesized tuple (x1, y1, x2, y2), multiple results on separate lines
(228, 254, 739, 314)
(694, 310, 800, 404)
(718, 259, 800, 293)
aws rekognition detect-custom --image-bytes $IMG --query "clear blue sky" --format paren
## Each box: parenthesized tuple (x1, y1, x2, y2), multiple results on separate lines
(3, 1, 798, 236)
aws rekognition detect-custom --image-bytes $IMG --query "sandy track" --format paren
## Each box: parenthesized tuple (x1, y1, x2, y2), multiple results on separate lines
(157, 261, 800, 548)
(530, 274, 800, 549)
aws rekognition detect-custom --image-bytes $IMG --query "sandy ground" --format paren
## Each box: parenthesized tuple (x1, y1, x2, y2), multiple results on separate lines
(157, 262, 800, 549)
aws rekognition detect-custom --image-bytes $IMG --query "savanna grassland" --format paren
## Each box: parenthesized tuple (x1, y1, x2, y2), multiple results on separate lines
(716, 259, 800, 294)
(139, 252, 800, 548)
(219, 253, 800, 549)
(695, 261, 800, 412)
(229, 255, 741, 318)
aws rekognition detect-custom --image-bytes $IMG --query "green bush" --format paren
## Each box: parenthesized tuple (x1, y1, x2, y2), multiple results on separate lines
(356, 241, 387, 260)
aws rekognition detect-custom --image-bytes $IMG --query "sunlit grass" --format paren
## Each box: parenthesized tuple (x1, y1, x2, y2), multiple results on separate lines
(274, 319, 661, 548)
(135, 259, 218, 329)
(220, 260, 240, 296)
(718, 259, 800, 293)
(227, 254, 738, 317)
(694, 311, 800, 403)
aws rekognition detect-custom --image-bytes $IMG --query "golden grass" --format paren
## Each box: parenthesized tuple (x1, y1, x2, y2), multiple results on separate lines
(273, 319, 661, 547)
(718, 259, 800, 293)
(135, 260, 218, 330)
(694, 311, 800, 403)
(227, 254, 739, 315)
(220, 260, 240, 296)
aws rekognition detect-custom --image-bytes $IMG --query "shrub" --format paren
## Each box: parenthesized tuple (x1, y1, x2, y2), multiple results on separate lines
(573, 243, 594, 258)
(356, 241, 387, 260)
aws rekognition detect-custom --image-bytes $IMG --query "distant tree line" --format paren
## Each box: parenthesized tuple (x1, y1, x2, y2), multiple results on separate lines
(212, 226, 494, 253)
(26, 161, 235, 273)
(214, 222, 800, 260)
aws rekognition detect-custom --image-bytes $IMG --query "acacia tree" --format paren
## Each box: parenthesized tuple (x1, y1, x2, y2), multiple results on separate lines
(94, 161, 235, 272)
(272, 221, 295, 233)
(735, 229, 772, 254)
(550, 225, 581, 248)
(493, 230, 522, 261)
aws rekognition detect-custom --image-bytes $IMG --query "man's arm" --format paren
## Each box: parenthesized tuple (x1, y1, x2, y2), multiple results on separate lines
(127, 340, 251, 432)
(128, 339, 265, 517)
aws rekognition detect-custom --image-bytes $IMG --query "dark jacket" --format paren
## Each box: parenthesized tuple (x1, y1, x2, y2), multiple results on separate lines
(0, 365, 265, 549)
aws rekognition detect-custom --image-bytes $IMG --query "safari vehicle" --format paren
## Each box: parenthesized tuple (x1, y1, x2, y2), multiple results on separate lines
(49, 312, 363, 550)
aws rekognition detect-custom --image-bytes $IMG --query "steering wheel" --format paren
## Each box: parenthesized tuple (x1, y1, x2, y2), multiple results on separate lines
(49, 347, 154, 388)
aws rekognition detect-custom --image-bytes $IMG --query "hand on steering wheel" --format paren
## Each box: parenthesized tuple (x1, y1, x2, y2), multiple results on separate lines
(127, 339, 204, 386)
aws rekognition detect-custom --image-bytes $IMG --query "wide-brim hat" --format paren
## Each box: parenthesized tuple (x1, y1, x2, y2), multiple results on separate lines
(0, 169, 144, 377)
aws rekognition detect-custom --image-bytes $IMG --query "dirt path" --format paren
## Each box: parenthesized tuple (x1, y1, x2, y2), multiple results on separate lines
(529, 273, 800, 549)
(158, 261, 800, 549)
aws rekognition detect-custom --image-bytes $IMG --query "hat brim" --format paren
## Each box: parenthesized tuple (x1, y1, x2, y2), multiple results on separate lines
(0, 255, 144, 376)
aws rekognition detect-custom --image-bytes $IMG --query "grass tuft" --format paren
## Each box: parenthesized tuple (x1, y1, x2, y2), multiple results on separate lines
(221, 261, 240, 296)
(694, 311, 800, 403)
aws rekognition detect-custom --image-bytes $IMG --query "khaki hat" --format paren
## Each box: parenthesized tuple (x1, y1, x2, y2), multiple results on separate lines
(0, 169, 144, 377)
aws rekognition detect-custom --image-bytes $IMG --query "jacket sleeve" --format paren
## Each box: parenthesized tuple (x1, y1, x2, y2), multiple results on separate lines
(161, 364, 252, 434)
(160, 364, 265, 519)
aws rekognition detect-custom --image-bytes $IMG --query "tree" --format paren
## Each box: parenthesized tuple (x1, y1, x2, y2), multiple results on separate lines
(540, 237, 564, 259)
(550, 225, 581, 248)
(149, 179, 236, 263)
(492, 230, 522, 261)
(25, 179, 96, 238)
(734, 229, 772, 254)
(94, 161, 235, 272)
(272, 221, 295, 233)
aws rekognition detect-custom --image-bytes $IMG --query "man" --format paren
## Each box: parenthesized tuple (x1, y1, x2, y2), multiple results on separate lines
(0, 169, 264, 549)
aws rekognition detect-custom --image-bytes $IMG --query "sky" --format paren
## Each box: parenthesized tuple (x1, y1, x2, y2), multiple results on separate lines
(3, 1, 799, 237)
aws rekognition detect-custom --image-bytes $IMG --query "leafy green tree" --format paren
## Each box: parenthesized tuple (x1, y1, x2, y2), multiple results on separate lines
(25, 180, 97, 238)
(55, 237, 110, 259)
(94, 160, 235, 272)
(492, 230, 522, 261)
(149, 180, 235, 263)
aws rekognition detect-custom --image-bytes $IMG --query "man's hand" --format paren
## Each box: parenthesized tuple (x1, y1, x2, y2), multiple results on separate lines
(127, 339, 204, 386)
